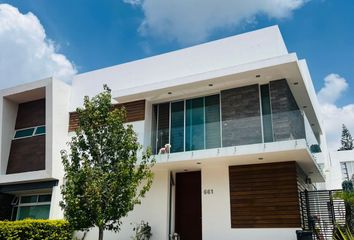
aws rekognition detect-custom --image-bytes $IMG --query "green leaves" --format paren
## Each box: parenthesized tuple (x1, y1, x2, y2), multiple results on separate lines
(334, 181, 354, 234)
(60, 86, 155, 238)
(334, 226, 354, 240)
(0, 219, 73, 240)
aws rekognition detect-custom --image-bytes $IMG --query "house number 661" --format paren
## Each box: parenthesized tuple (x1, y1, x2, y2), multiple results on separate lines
(203, 189, 214, 195)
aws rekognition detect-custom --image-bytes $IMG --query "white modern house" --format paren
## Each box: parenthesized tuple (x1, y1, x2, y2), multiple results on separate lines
(0, 26, 332, 240)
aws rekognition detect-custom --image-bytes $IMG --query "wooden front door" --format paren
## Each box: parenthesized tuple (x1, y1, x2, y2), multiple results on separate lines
(175, 171, 202, 240)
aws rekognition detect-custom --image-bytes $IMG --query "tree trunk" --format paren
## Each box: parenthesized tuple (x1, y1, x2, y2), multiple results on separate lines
(98, 227, 104, 240)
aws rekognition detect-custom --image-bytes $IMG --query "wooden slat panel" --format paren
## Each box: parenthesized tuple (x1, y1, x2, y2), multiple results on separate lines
(113, 100, 146, 122)
(15, 99, 45, 129)
(6, 135, 45, 174)
(68, 100, 145, 132)
(68, 112, 79, 132)
(229, 161, 302, 228)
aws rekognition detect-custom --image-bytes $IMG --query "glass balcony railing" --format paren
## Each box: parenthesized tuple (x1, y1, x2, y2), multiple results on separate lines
(303, 111, 321, 153)
(152, 110, 321, 156)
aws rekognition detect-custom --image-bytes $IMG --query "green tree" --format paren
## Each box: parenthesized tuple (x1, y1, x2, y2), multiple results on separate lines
(60, 85, 155, 240)
(339, 124, 354, 151)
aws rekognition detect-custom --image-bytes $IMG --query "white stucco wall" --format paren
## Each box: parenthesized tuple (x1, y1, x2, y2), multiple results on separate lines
(128, 120, 145, 146)
(70, 26, 288, 110)
(49, 79, 72, 219)
(79, 169, 170, 240)
(0, 98, 17, 175)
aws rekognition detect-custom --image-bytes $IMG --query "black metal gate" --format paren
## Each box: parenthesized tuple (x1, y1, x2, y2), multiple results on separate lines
(300, 190, 346, 240)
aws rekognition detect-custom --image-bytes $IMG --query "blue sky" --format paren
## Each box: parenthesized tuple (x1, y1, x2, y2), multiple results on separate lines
(0, 0, 353, 149)
(1, 1, 352, 97)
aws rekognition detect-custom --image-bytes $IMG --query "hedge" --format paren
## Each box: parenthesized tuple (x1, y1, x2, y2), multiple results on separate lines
(0, 219, 73, 240)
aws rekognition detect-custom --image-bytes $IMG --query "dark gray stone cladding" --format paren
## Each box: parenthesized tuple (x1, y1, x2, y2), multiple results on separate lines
(221, 84, 262, 147)
(269, 79, 305, 141)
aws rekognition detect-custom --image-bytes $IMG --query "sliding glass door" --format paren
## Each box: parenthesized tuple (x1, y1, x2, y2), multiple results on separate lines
(171, 101, 185, 153)
(186, 97, 205, 151)
(205, 95, 221, 149)
(151, 103, 170, 154)
(152, 94, 221, 154)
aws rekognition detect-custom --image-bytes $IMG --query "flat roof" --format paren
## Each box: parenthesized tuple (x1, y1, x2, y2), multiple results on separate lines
(71, 25, 288, 110)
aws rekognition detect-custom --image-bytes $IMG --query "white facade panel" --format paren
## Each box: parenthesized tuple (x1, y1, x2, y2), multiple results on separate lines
(70, 26, 287, 110)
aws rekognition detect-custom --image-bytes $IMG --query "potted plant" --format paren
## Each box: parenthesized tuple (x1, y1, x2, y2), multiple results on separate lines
(131, 221, 152, 240)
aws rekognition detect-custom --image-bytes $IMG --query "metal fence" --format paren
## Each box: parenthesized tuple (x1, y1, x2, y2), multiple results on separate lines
(300, 190, 346, 240)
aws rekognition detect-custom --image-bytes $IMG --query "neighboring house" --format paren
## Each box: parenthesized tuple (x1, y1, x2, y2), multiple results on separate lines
(0, 26, 329, 240)
(325, 150, 354, 189)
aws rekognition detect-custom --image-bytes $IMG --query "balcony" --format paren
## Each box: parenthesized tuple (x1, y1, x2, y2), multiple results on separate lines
(152, 109, 324, 182)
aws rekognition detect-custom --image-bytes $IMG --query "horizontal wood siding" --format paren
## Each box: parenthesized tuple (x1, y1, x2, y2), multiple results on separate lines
(6, 135, 45, 174)
(68, 100, 145, 132)
(296, 165, 310, 228)
(297, 165, 309, 193)
(229, 161, 301, 228)
(15, 99, 45, 129)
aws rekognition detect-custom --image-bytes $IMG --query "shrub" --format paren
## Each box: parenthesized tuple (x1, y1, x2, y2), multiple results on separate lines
(0, 219, 73, 240)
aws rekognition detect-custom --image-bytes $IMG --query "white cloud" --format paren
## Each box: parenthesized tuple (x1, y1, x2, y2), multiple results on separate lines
(317, 73, 354, 150)
(0, 4, 76, 89)
(124, 0, 309, 44)
(123, 0, 142, 5)
(317, 73, 348, 104)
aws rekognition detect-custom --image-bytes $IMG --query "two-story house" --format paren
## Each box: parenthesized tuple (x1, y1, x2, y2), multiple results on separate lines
(0, 26, 328, 240)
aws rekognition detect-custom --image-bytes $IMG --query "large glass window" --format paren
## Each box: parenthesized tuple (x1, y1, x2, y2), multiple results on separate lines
(13, 194, 51, 220)
(157, 103, 170, 153)
(205, 95, 221, 149)
(151, 105, 158, 154)
(186, 97, 205, 151)
(17, 205, 50, 220)
(152, 94, 221, 154)
(171, 101, 185, 153)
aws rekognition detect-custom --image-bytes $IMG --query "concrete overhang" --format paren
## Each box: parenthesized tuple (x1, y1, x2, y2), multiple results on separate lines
(113, 53, 322, 139)
(0, 170, 54, 185)
(153, 139, 325, 182)
(0, 78, 51, 103)
(0, 179, 58, 194)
